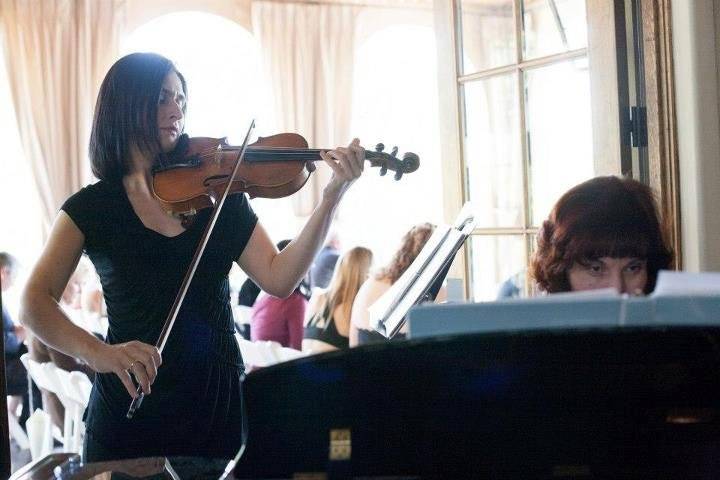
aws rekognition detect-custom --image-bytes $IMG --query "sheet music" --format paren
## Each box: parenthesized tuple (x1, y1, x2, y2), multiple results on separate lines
(652, 270, 720, 296)
(369, 203, 476, 338)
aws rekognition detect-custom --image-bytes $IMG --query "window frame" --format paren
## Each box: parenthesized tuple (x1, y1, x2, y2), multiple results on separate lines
(434, 0, 680, 298)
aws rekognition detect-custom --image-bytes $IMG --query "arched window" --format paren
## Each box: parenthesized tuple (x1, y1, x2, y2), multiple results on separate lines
(340, 23, 444, 267)
(123, 11, 273, 143)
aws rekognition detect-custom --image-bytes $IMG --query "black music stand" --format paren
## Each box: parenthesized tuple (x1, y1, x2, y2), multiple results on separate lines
(372, 207, 475, 339)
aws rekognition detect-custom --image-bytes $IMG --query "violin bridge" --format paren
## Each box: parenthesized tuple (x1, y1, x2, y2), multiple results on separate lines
(167, 208, 196, 218)
(214, 144, 223, 164)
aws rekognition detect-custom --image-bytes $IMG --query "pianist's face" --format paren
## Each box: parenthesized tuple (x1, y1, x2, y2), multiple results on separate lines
(157, 71, 186, 153)
(567, 257, 648, 295)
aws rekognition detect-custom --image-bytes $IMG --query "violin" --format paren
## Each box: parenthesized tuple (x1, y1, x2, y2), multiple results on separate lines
(152, 133, 420, 216)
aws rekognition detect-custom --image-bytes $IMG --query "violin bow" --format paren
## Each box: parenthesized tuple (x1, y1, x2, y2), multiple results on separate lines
(126, 120, 256, 419)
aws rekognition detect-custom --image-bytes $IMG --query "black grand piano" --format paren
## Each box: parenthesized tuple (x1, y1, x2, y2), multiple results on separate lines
(8, 321, 720, 479)
(233, 325, 720, 479)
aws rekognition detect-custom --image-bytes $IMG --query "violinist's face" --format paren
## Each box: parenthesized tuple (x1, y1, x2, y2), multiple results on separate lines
(157, 71, 186, 152)
(567, 257, 648, 295)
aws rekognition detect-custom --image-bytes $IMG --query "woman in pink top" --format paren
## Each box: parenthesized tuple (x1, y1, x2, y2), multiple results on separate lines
(250, 240, 312, 350)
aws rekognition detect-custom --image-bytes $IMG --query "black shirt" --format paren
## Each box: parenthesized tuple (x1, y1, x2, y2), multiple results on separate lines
(303, 304, 349, 350)
(62, 180, 257, 461)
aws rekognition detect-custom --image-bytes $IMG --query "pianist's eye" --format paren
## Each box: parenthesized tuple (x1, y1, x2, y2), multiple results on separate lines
(585, 261, 604, 275)
(625, 260, 647, 274)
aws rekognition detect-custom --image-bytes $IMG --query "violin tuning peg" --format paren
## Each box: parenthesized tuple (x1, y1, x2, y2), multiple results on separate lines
(375, 143, 385, 153)
(379, 165, 388, 176)
(391, 146, 398, 157)
(394, 170, 403, 181)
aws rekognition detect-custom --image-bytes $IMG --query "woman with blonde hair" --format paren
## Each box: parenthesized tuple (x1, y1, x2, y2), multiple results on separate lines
(350, 223, 435, 346)
(303, 246, 373, 353)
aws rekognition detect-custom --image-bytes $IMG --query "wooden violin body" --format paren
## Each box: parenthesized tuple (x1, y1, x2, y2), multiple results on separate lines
(152, 133, 420, 216)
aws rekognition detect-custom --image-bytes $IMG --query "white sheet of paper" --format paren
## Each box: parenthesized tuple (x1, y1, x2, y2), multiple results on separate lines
(652, 270, 720, 296)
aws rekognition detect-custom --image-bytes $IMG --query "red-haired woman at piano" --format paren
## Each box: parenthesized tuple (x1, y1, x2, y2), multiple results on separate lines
(530, 176, 673, 295)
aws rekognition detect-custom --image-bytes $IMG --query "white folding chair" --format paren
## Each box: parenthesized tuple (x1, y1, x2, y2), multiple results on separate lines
(52, 367, 87, 453)
(236, 336, 308, 372)
(20, 354, 84, 453)
(24, 408, 52, 460)
(19, 354, 54, 453)
(236, 336, 266, 371)
(7, 404, 30, 451)
(40, 362, 76, 451)
(268, 342, 307, 363)
(68, 371, 92, 407)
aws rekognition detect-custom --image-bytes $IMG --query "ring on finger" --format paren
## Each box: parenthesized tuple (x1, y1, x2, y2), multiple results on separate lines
(126, 360, 139, 373)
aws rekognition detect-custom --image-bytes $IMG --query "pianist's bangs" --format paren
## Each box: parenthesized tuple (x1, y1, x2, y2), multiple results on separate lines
(562, 218, 652, 264)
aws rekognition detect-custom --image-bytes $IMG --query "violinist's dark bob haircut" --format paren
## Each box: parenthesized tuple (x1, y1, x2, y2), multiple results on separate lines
(89, 52, 187, 182)
(530, 176, 673, 294)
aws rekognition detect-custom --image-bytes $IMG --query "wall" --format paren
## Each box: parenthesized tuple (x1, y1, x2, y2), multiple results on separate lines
(672, 0, 720, 271)
(124, 0, 251, 33)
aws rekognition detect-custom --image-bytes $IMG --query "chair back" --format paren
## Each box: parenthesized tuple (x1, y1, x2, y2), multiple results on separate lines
(236, 336, 308, 372)
(19, 354, 90, 453)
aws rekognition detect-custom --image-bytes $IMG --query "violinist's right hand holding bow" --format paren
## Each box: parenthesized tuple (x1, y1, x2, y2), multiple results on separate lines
(85, 340, 162, 398)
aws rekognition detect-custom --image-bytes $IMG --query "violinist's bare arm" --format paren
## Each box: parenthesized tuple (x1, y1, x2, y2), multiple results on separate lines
(20, 211, 161, 398)
(237, 138, 364, 298)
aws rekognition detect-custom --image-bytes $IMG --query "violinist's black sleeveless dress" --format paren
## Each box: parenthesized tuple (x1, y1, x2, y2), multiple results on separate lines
(61, 180, 257, 461)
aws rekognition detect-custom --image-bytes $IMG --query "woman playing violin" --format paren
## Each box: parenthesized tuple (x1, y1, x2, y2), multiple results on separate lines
(20, 52, 366, 461)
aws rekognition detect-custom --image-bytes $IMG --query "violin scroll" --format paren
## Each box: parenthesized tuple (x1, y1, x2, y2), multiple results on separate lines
(369, 143, 420, 181)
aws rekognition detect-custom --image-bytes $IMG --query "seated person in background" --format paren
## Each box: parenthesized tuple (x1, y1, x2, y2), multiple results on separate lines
(350, 223, 435, 347)
(303, 246, 373, 353)
(235, 275, 261, 340)
(1, 252, 31, 427)
(309, 231, 341, 290)
(28, 266, 96, 430)
(29, 334, 95, 430)
(238, 277, 261, 308)
(530, 176, 673, 295)
(250, 240, 312, 350)
(79, 262, 106, 335)
(497, 268, 526, 299)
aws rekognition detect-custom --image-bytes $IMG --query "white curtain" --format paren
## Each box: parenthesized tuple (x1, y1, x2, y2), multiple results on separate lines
(0, 0, 122, 236)
(252, 1, 359, 216)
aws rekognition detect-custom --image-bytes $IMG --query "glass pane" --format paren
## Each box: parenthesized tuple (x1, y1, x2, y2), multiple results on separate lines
(469, 235, 526, 301)
(464, 74, 523, 228)
(522, 0, 588, 60)
(525, 58, 593, 226)
(345, 25, 445, 268)
(459, 0, 516, 73)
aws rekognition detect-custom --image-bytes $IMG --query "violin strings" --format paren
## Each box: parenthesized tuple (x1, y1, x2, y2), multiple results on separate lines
(190, 147, 382, 162)
(193, 148, 327, 162)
